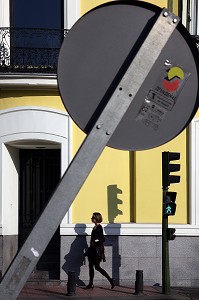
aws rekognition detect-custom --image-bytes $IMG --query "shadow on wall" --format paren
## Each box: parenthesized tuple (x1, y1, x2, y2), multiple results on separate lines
(106, 184, 122, 285)
(62, 224, 88, 286)
(107, 184, 123, 222)
(62, 185, 123, 286)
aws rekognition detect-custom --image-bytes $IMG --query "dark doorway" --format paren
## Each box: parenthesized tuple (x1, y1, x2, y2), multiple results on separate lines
(19, 149, 61, 279)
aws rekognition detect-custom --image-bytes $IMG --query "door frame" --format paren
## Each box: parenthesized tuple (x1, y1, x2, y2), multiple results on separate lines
(0, 106, 71, 237)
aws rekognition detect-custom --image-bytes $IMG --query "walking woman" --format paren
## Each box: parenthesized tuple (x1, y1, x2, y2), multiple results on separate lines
(84, 212, 115, 289)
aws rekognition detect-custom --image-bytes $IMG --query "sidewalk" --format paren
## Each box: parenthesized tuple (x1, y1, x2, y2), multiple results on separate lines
(17, 283, 199, 300)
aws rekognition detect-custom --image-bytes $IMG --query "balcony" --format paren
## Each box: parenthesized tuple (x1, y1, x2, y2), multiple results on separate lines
(0, 28, 68, 74)
(0, 28, 198, 76)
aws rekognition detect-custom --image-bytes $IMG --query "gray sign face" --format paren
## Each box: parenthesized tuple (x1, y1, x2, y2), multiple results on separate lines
(58, 1, 199, 150)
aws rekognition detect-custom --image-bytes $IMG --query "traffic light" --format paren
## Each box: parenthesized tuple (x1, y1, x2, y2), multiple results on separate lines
(162, 152, 180, 188)
(167, 228, 176, 240)
(163, 191, 177, 216)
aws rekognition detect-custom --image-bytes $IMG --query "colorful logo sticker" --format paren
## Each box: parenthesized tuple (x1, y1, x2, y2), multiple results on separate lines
(163, 66, 185, 92)
(136, 61, 190, 131)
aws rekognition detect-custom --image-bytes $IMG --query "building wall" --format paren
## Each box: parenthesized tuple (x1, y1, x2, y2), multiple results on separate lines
(0, 0, 189, 228)
(1, 0, 199, 287)
(135, 130, 187, 224)
(71, 0, 187, 225)
(72, 125, 131, 223)
(0, 90, 65, 111)
(80, 0, 168, 16)
(0, 91, 70, 273)
(72, 126, 187, 224)
(58, 0, 199, 288)
(0, 0, 80, 274)
(61, 235, 199, 287)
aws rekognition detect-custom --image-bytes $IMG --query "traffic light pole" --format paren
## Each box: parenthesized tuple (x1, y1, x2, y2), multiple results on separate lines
(162, 188, 170, 295)
(162, 151, 180, 294)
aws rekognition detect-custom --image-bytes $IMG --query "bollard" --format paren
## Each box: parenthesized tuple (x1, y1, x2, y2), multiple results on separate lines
(67, 271, 76, 296)
(135, 270, 143, 295)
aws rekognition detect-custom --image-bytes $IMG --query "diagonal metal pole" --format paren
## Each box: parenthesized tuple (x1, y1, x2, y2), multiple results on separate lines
(0, 8, 178, 300)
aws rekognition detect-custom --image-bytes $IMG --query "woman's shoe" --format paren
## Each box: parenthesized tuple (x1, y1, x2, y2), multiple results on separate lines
(110, 278, 115, 289)
(85, 284, 94, 289)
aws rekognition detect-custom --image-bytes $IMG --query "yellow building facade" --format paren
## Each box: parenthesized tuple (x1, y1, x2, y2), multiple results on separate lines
(1, 0, 199, 288)
(0, 0, 190, 227)
(72, 0, 187, 225)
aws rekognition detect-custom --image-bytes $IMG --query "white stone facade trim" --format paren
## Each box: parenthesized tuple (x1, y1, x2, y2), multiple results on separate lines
(0, 0, 9, 27)
(60, 223, 199, 236)
(65, 0, 80, 29)
(0, 106, 71, 235)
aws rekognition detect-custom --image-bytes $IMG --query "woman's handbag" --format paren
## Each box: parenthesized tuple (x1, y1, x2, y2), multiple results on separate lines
(84, 245, 106, 262)
(96, 245, 106, 262)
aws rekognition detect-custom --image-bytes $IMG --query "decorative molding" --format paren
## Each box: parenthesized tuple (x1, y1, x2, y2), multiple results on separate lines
(60, 223, 199, 236)
(0, 106, 68, 139)
(0, 74, 57, 90)
(0, 106, 72, 235)
(189, 0, 198, 34)
(0, 0, 9, 27)
(65, 0, 80, 29)
(1, 222, 199, 236)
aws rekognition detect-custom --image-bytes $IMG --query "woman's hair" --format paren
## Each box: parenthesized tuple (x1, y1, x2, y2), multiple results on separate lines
(92, 212, 103, 223)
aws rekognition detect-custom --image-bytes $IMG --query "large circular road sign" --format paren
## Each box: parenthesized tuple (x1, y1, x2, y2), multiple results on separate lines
(58, 1, 199, 150)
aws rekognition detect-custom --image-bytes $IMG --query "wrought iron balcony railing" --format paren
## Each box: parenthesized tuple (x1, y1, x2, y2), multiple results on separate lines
(0, 27, 68, 74)
(0, 28, 198, 75)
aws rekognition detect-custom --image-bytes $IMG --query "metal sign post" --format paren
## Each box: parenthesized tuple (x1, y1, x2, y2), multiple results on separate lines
(0, 8, 179, 300)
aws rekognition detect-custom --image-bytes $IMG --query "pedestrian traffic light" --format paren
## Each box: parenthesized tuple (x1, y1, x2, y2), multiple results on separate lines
(163, 191, 177, 216)
(167, 228, 176, 240)
(162, 152, 180, 188)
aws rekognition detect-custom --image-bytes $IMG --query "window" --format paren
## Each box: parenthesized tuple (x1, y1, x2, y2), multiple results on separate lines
(10, 0, 64, 71)
(11, 0, 63, 29)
